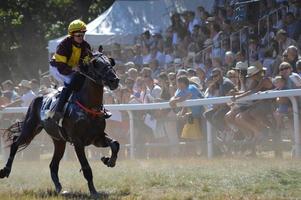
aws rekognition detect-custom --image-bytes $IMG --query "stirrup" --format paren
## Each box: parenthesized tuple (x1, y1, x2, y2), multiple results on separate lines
(104, 111, 112, 119)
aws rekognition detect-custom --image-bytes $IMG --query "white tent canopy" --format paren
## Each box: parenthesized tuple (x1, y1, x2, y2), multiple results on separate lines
(48, 0, 214, 54)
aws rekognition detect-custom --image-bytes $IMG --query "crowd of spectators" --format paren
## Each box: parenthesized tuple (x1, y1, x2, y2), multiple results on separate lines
(1, 0, 301, 157)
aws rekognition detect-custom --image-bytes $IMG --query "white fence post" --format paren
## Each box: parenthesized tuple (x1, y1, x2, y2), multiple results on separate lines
(127, 110, 135, 159)
(206, 121, 213, 159)
(289, 96, 301, 158)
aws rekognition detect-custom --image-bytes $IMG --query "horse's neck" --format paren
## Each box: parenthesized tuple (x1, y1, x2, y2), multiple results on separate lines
(78, 80, 103, 108)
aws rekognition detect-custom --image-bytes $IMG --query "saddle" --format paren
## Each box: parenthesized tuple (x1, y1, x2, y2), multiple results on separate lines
(41, 89, 112, 125)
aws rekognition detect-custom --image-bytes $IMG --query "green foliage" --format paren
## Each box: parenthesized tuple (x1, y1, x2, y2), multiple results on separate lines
(0, 0, 114, 82)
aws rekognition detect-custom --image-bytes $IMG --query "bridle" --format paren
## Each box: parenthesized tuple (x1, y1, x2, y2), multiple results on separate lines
(78, 71, 98, 84)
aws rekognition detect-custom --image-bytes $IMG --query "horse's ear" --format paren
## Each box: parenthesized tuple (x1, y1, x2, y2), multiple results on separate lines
(109, 58, 115, 66)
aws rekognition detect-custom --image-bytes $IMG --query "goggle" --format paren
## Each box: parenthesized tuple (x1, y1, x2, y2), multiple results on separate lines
(73, 32, 85, 37)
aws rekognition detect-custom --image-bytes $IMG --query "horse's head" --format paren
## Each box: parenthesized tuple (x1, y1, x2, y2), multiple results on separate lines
(88, 54, 119, 90)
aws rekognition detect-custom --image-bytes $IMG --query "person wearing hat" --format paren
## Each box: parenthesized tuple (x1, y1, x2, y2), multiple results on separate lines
(233, 61, 248, 91)
(229, 65, 274, 148)
(50, 19, 92, 123)
(232, 65, 273, 101)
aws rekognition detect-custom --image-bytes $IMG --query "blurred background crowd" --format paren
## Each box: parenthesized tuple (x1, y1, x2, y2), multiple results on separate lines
(1, 0, 301, 158)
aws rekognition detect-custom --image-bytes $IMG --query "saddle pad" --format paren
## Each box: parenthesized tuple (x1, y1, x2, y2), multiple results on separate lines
(40, 90, 60, 121)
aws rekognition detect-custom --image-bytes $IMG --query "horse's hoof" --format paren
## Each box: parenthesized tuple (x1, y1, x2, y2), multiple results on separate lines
(55, 184, 62, 194)
(101, 156, 110, 165)
(107, 156, 117, 168)
(0, 167, 10, 178)
(90, 191, 100, 199)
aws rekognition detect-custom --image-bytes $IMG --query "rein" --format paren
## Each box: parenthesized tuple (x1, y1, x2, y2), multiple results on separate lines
(75, 100, 105, 118)
(79, 71, 98, 84)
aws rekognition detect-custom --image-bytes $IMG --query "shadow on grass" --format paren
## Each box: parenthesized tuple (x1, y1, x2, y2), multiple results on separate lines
(32, 189, 110, 199)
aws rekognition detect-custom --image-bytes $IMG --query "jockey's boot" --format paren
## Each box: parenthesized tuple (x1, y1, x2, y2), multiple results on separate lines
(53, 87, 70, 124)
(104, 109, 112, 119)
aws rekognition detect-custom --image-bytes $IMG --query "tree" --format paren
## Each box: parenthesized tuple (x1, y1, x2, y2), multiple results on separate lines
(0, 0, 114, 83)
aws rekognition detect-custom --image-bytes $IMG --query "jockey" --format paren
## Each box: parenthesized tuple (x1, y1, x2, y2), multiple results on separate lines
(50, 19, 92, 123)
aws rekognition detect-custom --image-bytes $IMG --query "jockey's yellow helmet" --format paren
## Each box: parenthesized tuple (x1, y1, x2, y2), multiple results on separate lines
(68, 19, 87, 35)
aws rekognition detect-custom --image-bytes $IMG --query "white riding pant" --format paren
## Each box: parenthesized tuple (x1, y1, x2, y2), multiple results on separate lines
(49, 65, 72, 85)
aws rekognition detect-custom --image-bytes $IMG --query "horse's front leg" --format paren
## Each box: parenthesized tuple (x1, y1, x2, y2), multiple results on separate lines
(99, 135, 119, 168)
(74, 144, 98, 198)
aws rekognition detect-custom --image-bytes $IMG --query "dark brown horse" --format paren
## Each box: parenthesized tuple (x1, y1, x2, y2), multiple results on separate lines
(0, 53, 120, 198)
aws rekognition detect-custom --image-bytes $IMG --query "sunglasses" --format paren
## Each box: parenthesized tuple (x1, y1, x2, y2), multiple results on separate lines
(73, 32, 85, 37)
(280, 67, 290, 71)
(211, 74, 219, 78)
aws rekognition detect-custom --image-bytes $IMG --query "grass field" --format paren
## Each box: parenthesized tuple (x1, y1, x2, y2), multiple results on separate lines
(0, 157, 301, 200)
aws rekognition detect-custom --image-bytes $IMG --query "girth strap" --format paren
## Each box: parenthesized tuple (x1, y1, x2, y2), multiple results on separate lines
(75, 100, 105, 118)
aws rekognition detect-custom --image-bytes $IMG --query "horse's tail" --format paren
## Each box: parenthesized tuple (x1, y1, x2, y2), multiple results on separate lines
(2, 96, 43, 151)
(3, 121, 26, 150)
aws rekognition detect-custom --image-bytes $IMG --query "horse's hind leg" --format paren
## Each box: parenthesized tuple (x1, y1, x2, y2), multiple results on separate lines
(0, 98, 42, 178)
(49, 139, 66, 193)
(74, 145, 98, 198)
(0, 119, 41, 178)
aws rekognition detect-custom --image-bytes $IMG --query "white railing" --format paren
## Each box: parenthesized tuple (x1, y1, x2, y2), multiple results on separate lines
(1, 89, 301, 159)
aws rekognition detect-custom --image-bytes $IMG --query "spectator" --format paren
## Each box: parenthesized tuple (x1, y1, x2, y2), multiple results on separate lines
(224, 51, 236, 72)
(276, 29, 297, 54)
(120, 78, 135, 104)
(157, 72, 171, 101)
(141, 76, 162, 103)
(233, 61, 248, 91)
(195, 66, 206, 90)
(133, 44, 143, 68)
(262, 48, 276, 77)
(141, 30, 153, 47)
(140, 67, 152, 78)
(170, 75, 204, 118)
(204, 68, 235, 138)
(286, 45, 300, 72)
(1, 80, 19, 101)
(187, 11, 200, 34)
(169, 75, 204, 140)
(142, 45, 151, 65)
(150, 46, 165, 66)
(284, 12, 301, 41)
(0, 90, 10, 107)
(170, 13, 188, 46)
(5, 80, 36, 107)
(168, 72, 177, 97)
(30, 79, 40, 95)
(272, 75, 290, 157)
(231, 66, 274, 146)
(127, 68, 138, 81)
(279, 62, 301, 89)
(149, 59, 162, 78)
(226, 69, 239, 88)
